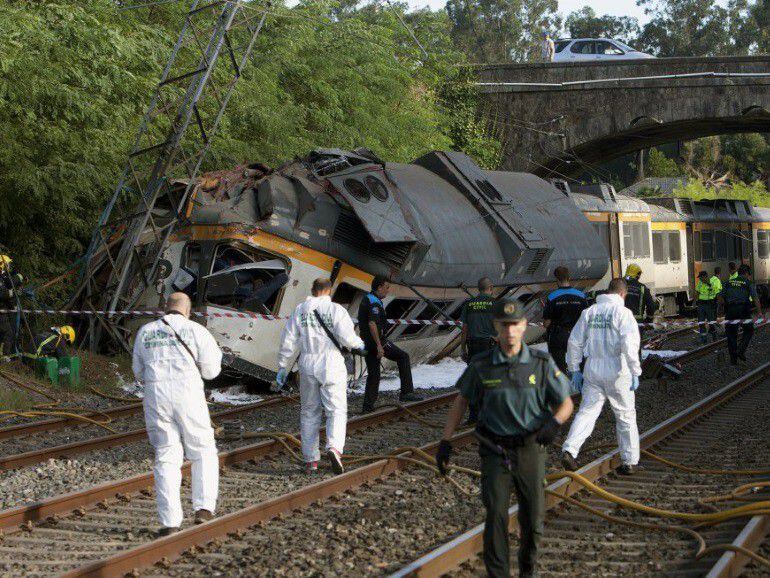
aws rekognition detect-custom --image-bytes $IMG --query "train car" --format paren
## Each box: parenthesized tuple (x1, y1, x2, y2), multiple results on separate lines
(126, 149, 608, 381)
(684, 198, 756, 288)
(552, 182, 653, 295)
(645, 198, 691, 315)
(751, 206, 770, 300)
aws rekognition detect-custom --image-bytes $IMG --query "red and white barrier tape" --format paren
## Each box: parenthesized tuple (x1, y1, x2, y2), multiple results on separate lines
(0, 309, 766, 328)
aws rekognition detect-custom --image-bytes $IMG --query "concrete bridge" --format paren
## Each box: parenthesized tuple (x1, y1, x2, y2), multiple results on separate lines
(477, 56, 770, 177)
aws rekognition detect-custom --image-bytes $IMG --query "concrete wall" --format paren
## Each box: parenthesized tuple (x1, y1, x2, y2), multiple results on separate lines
(476, 56, 770, 176)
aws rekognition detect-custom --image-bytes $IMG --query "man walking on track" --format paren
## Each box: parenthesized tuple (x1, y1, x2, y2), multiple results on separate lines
(561, 278, 642, 476)
(132, 292, 223, 535)
(277, 278, 364, 474)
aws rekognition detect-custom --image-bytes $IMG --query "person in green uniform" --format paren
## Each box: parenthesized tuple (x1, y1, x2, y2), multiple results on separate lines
(436, 297, 574, 578)
(459, 277, 496, 423)
(459, 277, 496, 360)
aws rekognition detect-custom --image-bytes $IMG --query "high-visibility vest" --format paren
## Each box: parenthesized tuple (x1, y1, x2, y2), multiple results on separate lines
(696, 280, 713, 301)
(708, 276, 722, 299)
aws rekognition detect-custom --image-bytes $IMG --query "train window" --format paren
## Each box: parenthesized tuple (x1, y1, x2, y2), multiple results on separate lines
(701, 231, 715, 261)
(758, 231, 770, 259)
(652, 232, 668, 264)
(623, 222, 650, 259)
(592, 222, 610, 252)
(668, 231, 681, 263)
(715, 231, 728, 260)
(402, 300, 453, 336)
(741, 234, 751, 260)
(332, 282, 362, 308)
(693, 231, 702, 261)
(385, 298, 417, 320)
(205, 245, 289, 314)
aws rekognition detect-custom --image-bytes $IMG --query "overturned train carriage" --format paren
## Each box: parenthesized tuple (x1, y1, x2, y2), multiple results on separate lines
(129, 149, 608, 381)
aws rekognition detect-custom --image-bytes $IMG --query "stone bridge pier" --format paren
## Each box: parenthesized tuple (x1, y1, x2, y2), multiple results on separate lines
(477, 56, 770, 177)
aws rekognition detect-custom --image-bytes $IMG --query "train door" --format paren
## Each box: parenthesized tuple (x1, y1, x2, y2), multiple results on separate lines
(686, 224, 696, 297)
(609, 213, 621, 277)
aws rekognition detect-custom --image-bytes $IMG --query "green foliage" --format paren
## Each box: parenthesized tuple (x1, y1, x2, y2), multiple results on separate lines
(645, 148, 685, 178)
(564, 7, 640, 44)
(0, 0, 503, 289)
(673, 179, 770, 207)
(445, 0, 559, 62)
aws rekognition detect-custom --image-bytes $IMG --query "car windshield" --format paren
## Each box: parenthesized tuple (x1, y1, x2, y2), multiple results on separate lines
(555, 40, 570, 53)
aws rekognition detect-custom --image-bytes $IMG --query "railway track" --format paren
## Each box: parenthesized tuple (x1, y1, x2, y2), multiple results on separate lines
(0, 395, 296, 470)
(0, 392, 459, 577)
(393, 361, 770, 578)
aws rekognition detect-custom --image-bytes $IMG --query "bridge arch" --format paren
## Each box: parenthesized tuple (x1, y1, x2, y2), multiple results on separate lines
(477, 56, 770, 177)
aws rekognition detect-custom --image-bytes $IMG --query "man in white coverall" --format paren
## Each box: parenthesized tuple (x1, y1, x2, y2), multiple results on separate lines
(561, 278, 642, 475)
(132, 292, 223, 535)
(276, 278, 365, 474)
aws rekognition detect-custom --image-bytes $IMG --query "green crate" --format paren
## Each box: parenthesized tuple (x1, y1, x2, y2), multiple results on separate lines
(35, 357, 59, 385)
(57, 356, 81, 388)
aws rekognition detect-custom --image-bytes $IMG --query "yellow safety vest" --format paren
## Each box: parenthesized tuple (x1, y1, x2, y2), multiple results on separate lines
(695, 280, 713, 301)
(708, 276, 722, 299)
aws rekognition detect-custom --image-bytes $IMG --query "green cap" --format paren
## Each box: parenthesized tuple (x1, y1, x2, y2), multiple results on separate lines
(491, 297, 526, 322)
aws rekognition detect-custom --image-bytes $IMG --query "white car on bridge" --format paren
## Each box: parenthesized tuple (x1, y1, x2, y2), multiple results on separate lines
(553, 38, 655, 62)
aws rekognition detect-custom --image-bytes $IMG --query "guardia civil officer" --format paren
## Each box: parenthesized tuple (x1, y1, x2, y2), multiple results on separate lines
(436, 297, 573, 578)
(458, 277, 496, 424)
(132, 293, 223, 535)
(459, 277, 496, 361)
(359, 276, 422, 413)
(720, 264, 762, 365)
(542, 266, 588, 374)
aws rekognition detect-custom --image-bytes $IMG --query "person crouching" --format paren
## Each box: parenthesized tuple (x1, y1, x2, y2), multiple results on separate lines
(276, 278, 365, 474)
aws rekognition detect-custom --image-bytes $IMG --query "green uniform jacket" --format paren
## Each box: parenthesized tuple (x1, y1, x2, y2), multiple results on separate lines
(456, 344, 570, 437)
(460, 294, 496, 340)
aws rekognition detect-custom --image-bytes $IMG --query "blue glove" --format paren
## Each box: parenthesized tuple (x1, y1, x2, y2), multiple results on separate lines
(570, 371, 583, 394)
(630, 375, 640, 391)
(276, 368, 288, 387)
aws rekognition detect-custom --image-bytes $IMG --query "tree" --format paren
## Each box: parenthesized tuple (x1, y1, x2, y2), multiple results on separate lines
(0, 0, 502, 289)
(645, 148, 685, 178)
(564, 7, 640, 44)
(635, 0, 734, 56)
(445, 0, 559, 62)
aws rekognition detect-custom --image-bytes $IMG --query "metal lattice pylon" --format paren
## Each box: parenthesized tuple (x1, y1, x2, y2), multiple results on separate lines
(72, 0, 267, 350)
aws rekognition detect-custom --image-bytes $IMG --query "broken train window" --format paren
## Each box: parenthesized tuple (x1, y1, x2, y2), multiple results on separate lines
(204, 244, 289, 314)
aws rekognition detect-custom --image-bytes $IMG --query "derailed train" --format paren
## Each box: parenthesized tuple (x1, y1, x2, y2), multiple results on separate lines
(128, 149, 607, 381)
(126, 149, 770, 381)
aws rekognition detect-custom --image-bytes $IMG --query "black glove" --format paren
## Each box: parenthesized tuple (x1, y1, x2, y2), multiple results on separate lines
(436, 439, 453, 476)
(535, 416, 561, 446)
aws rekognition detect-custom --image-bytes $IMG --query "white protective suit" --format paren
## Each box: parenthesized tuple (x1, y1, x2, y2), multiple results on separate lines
(132, 313, 223, 528)
(277, 295, 364, 463)
(562, 293, 642, 466)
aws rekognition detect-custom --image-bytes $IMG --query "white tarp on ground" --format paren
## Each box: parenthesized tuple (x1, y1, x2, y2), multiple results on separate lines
(209, 386, 264, 405)
(353, 357, 467, 393)
(641, 350, 687, 360)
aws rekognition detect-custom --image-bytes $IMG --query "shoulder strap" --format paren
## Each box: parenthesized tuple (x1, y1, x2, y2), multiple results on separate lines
(313, 309, 345, 353)
(160, 317, 197, 364)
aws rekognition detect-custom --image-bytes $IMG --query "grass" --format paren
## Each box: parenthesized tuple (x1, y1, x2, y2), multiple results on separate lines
(0, 385, 35, 412)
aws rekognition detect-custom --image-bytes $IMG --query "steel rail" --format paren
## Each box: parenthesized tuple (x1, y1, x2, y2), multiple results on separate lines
(705, 515, 770, 578)
(390, 361, 770, 577)
(60, 417, 474, 578)
(0, 391, 457, 531)
(661, 321, 768, 366)
(0, 394, 294, 470)
(0, 402, 142, 441)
